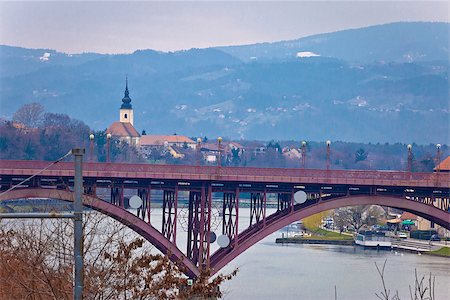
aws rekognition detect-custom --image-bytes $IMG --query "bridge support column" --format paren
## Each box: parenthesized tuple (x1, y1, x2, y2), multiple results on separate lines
(222, 191, 238, 245)
(277, 193, 291, 212)
(137, 187, 151, 223)
(162, 189, 177, 243)
(187, 184, 212, 270)
(250, 192, 264, 226)
(110, 185, 123, 207)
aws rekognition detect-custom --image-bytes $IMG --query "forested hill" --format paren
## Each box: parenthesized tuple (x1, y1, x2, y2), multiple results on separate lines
(0, 22, 448, 143)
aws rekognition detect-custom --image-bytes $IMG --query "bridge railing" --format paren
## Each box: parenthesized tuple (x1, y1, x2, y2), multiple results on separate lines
(0, 160, 448, 188)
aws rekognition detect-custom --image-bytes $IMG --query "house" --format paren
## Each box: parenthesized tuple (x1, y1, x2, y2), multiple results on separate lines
(282, 147, 302, 159)
(434, 156, 450, 172)
(140, 135, 196, 159)
(140, 135, 196, 149)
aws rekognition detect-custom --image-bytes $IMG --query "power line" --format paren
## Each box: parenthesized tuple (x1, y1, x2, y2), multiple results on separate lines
(0, 150, 72, 197)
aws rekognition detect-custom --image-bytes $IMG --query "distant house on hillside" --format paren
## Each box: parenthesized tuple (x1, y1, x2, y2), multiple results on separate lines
(140, 135, 196, 159)
(107, 79, 140, 146)
(140, 135, 196, 149)
(282, 147, 301, 159)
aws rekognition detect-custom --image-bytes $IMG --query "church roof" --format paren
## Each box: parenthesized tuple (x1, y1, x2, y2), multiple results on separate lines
(107, 122, 140, 138)
(121, 78, 132, 109)
(140, 135, 195, 146)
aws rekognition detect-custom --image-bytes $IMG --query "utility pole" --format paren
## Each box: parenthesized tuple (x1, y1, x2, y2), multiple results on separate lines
(72, 148, 85, 300)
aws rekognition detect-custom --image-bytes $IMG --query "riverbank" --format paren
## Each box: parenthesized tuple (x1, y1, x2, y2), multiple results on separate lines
(276, 237, 354, 245)
(424, 247, 450, 258)
(276, 227, 354, 245)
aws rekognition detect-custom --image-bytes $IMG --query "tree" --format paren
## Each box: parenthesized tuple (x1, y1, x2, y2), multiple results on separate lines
(355, 148, 368, 162)
(12, 103, 45, 128)
(332, 205, 386, 232)
(0, 212, 236, 299)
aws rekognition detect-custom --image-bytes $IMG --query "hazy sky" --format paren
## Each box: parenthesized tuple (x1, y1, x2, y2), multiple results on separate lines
(0, 1, 448, 54)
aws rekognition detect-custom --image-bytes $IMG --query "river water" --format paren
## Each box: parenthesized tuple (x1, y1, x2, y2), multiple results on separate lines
(219, 233, 450, 299)
(5, 200, 449, 299)
(147, 205, 450, 300)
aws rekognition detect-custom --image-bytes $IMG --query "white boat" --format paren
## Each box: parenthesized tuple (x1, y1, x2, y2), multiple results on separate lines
(354, 232, 392, 249)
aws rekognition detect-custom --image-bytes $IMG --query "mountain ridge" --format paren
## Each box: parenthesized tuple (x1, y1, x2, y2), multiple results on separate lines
(0, 22, 448, 143)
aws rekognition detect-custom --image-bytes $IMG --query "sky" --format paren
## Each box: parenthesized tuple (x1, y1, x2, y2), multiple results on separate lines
(0, 1, 448, 54)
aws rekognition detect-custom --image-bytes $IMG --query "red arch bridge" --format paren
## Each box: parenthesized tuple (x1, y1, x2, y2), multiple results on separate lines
(0, 160, 449, 278)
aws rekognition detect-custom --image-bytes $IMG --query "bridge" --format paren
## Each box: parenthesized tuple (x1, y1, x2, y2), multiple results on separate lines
(1, 159, 449, 278)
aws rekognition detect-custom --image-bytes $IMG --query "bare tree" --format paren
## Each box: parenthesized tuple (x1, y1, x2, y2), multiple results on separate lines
(0, 212, 236, 299)
(332, 205, 386, 232)
(12, 103, 45, 128)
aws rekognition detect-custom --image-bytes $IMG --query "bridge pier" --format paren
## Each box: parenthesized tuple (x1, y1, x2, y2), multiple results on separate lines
(186, 184, 212, 270)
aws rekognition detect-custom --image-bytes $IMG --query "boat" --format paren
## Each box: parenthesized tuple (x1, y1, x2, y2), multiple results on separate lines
(354, 231, 392, 249)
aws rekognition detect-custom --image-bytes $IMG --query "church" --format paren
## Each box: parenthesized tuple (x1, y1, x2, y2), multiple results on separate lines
(107, 79, 140, 146)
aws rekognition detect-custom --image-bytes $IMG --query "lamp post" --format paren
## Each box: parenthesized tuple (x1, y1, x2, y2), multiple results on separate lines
(217, 137, 222, 167)
(196, 138, 202, 166)
(436, 143, 441, 173)
(326, 140, 331, 170)
(89, 133, 94, 162)
(407, 144, 413, 173)
(301, 141, 307, 168)
(106, 133, 112, 163)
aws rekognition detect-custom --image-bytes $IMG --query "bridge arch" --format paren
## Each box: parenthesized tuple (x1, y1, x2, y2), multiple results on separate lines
(210, 195, 450, 275)
(0, 188, 200, 278)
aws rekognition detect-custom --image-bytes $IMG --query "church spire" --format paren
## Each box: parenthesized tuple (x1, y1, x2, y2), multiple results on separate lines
(121, 76, 132, 109)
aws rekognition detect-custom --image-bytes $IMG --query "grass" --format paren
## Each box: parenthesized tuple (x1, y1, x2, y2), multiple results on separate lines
(425, 247, 450, 257)
(295, 227, 354, 241)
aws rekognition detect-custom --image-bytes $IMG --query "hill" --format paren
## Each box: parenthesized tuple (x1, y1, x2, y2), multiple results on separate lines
(0, 22, 448, 143)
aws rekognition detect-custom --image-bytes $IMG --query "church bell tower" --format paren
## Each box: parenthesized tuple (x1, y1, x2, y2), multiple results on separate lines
(120, 78, 134, 126)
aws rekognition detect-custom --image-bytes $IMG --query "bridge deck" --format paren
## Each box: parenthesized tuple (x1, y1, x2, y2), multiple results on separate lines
(0, 160, 449, 189)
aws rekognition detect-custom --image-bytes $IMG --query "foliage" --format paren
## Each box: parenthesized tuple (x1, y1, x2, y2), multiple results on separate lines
(302, 211, 328, 230)
(0, 213, 236, 299)
(355, 148, 368, 162)
(12, 102, 45, 128)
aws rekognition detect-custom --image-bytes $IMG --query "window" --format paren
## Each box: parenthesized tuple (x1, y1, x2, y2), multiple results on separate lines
(124, 113, 128, 119)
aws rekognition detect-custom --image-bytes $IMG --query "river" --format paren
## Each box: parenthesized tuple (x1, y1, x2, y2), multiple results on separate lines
(146, 204, 450, 300)
(219, 232, 450, 299)
(5, 200, 449, 299)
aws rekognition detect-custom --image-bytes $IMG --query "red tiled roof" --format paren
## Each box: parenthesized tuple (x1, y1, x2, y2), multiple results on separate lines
(400, 212, 417, 220)
(140, 135, 195, 146)
(107, 122, 140, 138)
(435, 156, 450, 171)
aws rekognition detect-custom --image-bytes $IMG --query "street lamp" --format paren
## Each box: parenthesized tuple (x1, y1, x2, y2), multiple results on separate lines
(217, 137, 223, 167)
(196, 137, 202, 166)
(106, 133, 112, 163)
(301, 141, 307, 168)
(326, 140, 331, 170)
(407, 144, 412, 172)
(435, 143, 441, 173)
(89, 133, 94, 162)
